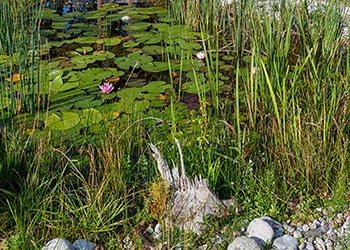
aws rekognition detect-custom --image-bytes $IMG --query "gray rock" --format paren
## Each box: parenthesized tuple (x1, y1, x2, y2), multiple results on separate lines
(72, 240, 95, 250)
(305, 242, 315, 250)
(314, 238, 326, 250)
(42, 238, 75, 250)
(304, 226, 330, 238)
(227, 236, 263, 250)
(247, 218, 274, 246)
(293, 230, 303, 239)
(273, 235, 299, 250)
(299, 243, 305, 249)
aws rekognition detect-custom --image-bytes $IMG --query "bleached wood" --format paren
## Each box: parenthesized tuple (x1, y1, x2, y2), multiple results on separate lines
(149, 141, 230, 234)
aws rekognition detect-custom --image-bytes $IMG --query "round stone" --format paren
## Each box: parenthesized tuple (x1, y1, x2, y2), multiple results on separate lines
(227, 236, 263, 250)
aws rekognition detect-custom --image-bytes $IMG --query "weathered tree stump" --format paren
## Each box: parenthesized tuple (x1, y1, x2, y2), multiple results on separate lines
(149, 139, 235, 234)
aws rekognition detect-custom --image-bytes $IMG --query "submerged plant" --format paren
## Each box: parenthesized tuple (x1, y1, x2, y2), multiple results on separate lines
(99, 82, 114, 94)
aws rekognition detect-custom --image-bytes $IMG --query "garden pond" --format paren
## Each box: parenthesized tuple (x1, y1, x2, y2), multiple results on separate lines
(0, 1, 237, 145)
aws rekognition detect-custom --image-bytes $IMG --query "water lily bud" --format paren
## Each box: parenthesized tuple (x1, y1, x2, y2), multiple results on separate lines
(196, 51, 205, 60)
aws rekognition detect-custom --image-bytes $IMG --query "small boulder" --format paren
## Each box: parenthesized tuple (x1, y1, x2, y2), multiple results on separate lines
(41, 238, 75, 250)
(227, 236, 263, 250)
(72, 239, 95, 250)
(247, 218, 274, 246)
(273, 235, 299, 250)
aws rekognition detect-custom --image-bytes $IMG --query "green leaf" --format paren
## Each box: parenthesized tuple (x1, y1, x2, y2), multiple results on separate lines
(81, 108, 103, 126)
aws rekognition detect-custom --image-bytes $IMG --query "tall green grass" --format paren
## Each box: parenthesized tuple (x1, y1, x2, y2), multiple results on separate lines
(168, 0, 350, 207)
(0, 0, 42, 122)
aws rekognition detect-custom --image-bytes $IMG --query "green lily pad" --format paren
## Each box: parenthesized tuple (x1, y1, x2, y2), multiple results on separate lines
(52, 22, 68, 29)
(143, 45, 165, 55)
(81, 108, 103, 126)
(63, 12, 84, 18)
(123, 41, 140, 48)
(53, 16, 74, 22)
(141, 62, 168, 72)
(49, 41, 65, 47)
(103, 37, 122, 46)
(152, 23, 170, 29)
(137, 35, 161, 44)
(106, 13, 124, 22)
(93, 51, 115, 59)
(73, 36, 99, 44)
(72, 61, 88, 69)
(141, 81, 170, 92)
(67, 28, 82, 34)
(71, 55, 96, 64)
(116, 88, 145, 99)
(151, 100, 167, 108)
(76, 46, 93, 53)
(40, 30, 55, 36)
(84, 10, 105, 19)
(122, 22, 152, 31)
(77, 68, 112, 81)
(158, 17, 176, 22)
(131, 14, 150, 20)
(57, 33, 71, 38)
(45, 112, 80, 130)
(126, 78, 147, 87)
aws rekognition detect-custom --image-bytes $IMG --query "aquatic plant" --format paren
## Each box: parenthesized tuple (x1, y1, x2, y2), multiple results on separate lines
(196, 51, 206, 60)
(99, 82, 114, 94)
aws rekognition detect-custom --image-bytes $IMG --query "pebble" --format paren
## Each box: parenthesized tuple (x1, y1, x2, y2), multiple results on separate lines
(247, 218, 274, 246)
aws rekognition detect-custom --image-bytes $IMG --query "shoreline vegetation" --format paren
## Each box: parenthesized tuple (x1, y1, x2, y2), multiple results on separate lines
(1, 0, 350, 248)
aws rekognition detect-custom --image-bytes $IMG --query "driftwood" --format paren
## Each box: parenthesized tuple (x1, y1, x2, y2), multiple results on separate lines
(149, 138, 235, 234)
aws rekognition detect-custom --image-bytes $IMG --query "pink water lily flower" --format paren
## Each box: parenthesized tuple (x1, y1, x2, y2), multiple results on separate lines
(196, 51, 206, 60)
(99, 82, 114, 94)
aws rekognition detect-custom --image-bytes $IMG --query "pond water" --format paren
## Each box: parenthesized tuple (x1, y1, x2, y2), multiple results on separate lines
(5, 1, 233, 145)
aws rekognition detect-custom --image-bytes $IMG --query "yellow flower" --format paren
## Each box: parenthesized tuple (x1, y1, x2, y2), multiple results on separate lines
(6, 73, 27, 82)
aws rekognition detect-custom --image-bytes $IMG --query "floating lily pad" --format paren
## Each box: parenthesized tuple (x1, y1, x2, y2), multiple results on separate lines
(77, 68, 112, 81)
(76, 46, 93, 53)
(131, 14, 150, 20)
(93, 51, 115, 59)
(141, 81, 170, 92)
(106, 13, 124, 22)
(143, 45, 165, 55)
(71, 55, 96, 64)
(122, 22, 152, 31)
(151, 100, 167, 108)
(67, 28, 81, 34)
(81, 108, 103, 126)
(49, 41, 65, 47)
(63, 12, 84, 18)
(45, 112, 80, 130)
(103, 37, 122, 46)
(73, 36, 99, 44)
(141, 62, 168, 72)
(40, 30, 55, 36)
(57, 33, 71, 38)
(158, 17, 176, 22)
(123, 41, 140, 48)
(152, 23, 170, 29)
(53, 16, 74, 22)
(52, 22, 68, 29)
(83, 29, 103, 36)
(126, 78, 147, 87)
(116, 88, 145, 99)
(137, 35, 161, 44)
(84, 10, 105, 19)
